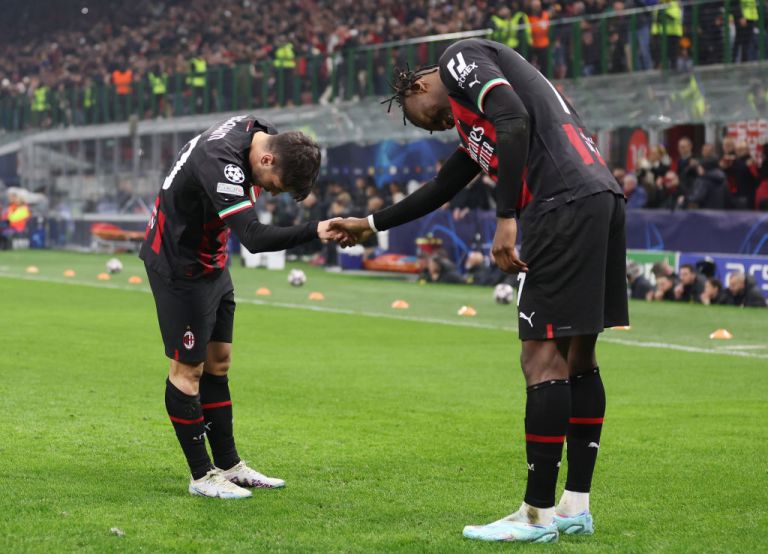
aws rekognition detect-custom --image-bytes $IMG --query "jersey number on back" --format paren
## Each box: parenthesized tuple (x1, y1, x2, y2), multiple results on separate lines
(540, 68, 607, 167)
(562, 124, 606, 166)
(162, 135, 201, 189)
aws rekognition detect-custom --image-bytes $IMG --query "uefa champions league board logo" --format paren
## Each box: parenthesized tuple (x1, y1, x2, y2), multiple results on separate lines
(224, 164, 245, 183)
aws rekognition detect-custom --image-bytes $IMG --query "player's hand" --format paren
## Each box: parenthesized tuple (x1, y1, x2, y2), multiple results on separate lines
(673, 283, 683, 299)
(492, 218, 528, 274)
(328, 217, 374, 248)
(318, 218, 352, 243)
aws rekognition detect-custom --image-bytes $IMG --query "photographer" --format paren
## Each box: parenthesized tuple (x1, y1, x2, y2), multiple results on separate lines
(700, 277, 729, 305)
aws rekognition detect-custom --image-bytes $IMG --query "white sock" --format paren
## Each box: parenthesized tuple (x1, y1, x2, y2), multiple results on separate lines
(556, 490, 590, 516)
(508, 502, 555, 525)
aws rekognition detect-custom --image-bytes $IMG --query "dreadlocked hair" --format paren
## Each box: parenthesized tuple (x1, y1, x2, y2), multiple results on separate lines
(381, 64, 439, 126)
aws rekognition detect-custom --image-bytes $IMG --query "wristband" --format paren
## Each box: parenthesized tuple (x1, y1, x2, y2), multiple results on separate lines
(367, 214, 378, 233)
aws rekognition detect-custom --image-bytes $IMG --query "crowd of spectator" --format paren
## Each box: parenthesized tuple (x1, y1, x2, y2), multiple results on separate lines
(0, 0, 493, 127)
(627, 259, 767, 306)
(2, 0, 766, 130)
(619, 138, 768, 211)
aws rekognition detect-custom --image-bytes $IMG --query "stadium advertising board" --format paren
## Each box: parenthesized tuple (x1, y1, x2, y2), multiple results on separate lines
(626, 250, 677, 283)
(625, 210, 768, 255)
(678, 252, 768, 298)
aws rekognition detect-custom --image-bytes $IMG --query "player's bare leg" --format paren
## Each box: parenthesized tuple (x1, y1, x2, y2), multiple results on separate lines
(201, 342, 285, 489)
(169, 359, 204, 395)
(555, 334, 602, 534)
(463, 340, 567, 542)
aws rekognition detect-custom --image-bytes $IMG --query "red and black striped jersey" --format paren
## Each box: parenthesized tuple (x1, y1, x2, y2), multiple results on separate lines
(140, 115, 273, 280)
(438, 39, 621, 214)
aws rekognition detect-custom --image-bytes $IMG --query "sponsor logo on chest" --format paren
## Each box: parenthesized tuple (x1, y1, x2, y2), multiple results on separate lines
(464, 124, 495, 174)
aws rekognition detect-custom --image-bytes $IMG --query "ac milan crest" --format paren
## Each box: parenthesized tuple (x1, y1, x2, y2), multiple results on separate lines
(183, 330, 195, 350)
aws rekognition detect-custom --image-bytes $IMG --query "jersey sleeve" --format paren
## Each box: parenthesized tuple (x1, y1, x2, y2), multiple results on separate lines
(439, 39, 513, 114)
(193, 146, 255, 219)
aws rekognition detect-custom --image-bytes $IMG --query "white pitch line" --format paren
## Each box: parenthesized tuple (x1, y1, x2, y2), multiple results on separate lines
(0, 271, 509, 332)
(235, 296, 511, 331)
(599, 337, 768, 360)
(0, 272, 150, 294)
(3, 271, 768, 360)
(715, 344, 767, 350)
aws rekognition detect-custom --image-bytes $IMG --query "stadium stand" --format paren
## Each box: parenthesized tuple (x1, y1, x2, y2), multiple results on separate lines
(1, 0, 767, 130)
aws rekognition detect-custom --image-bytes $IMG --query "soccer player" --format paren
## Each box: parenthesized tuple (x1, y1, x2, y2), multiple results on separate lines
(330, 38, 628, 542)
(140, 114, 345, 498)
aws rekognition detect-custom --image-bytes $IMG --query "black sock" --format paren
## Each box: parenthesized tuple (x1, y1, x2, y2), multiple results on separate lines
(565, 367, 605, 493)
(165, 379, 213, 480)
(524, 379, 571, 508)
(199, 372, 240, 470)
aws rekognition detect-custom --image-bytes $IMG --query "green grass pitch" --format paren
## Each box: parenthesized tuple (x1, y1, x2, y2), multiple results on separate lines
(1, 250, 766, 552)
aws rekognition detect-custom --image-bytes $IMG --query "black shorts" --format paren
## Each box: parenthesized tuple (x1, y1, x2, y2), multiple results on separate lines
(146, 266, 236, 364)
(516, 191, 629, 341)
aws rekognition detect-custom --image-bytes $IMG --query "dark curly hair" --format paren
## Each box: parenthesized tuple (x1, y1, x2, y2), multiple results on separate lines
(269, 131, 321, 201)
(381, 64, 439, 126)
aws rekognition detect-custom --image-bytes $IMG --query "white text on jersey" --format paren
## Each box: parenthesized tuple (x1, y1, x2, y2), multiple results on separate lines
(208, 115, 247, 141)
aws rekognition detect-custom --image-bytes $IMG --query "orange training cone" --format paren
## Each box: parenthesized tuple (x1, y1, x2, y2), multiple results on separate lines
(458, 305, 477, 317)
(26, 266, 39, 274)
(391, 300, 410, 309)
(128, 276, 143, 284)
(63, 269, 76, 277)
(256, 287, 272, 296)
(97, 272, 111, 280)
(309, 292, 325, 301)
(709, 329, 733, 340)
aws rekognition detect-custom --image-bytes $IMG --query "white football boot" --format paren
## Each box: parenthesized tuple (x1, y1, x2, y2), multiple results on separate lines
(188, 468, 252, 499)
(219, 460, 286, 489)
(463, 503, 559, 543)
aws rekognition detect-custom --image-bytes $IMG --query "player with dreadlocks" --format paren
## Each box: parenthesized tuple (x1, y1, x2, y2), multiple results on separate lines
(331, 38, 628, 543)
(381, 64, 441, 125)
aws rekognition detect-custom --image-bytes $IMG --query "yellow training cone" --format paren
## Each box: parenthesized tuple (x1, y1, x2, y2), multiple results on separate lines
(128, 276, 143, 284)
(458, 305, 477, 317)
(709, 329, 733, 340)
(63, 269, 76, 277)
(26, 266, 39, 274)
(256, 287, 272, 296)
(391, 300, 410, 309)
(309, 292, 325, 301)
(97, 272, 111, 280)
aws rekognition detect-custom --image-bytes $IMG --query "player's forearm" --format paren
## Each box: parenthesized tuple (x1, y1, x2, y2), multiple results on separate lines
(372, 150, 479, 231)
(228, 211, 319, 252)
